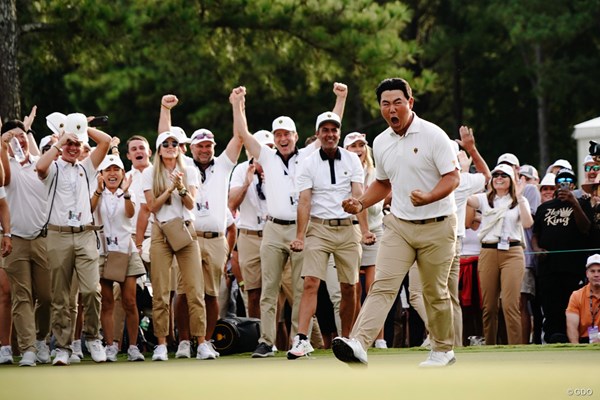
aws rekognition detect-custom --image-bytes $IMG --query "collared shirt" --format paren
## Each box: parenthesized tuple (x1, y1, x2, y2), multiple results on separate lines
(94, 188, 137, 255)
(5, 155, 48, 239)
(127, 167, 152, 237)
(567, 284, 600, 338)
(296, 146, 363, 219)
(373, 113, 458, 220)
(229, 160, 269, 230)
(455, 172, 486, 238)
(258, 141, 319, 221)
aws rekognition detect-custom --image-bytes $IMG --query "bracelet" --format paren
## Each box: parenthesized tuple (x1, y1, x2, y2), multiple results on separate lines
(136, 244, 143, 248)
(123, 193, 132, 200)
(27, 129, 35, 135)
(52, 144, 61, 152)
(94, 191, 102, 197)
(161, 104, 171, 110)
(357, 199, 365, 212)
(110, 146, 119, 154)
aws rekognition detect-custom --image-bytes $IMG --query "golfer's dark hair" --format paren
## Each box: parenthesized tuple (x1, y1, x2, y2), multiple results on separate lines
(1, 120, 25, 134)
(375, 78, 412, 103)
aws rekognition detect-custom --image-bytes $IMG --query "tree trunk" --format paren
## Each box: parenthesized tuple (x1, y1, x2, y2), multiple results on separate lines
(0, 0, 21, 120)
(534, 43, 549, 171)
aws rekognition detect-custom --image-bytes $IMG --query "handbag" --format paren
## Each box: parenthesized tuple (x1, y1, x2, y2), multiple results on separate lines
(102, 251, 129, 283)
(160, 217, 193, 251)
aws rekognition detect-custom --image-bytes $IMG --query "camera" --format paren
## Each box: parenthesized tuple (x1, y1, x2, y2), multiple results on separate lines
(559, 181, 571, 190)
(589, 141, 600, 163)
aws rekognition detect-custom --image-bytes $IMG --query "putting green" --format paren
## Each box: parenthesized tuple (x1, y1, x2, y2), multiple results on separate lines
(1, 346, 598, 400)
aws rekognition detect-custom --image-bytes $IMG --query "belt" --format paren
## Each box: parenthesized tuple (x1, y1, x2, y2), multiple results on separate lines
(481, 241, 522, 249)
(310, 217, 358, 227)
(267, 216, 296, 225)
(401, 216, 447, 225)
(195, 231, 224, 239)
(239, 228, 263, 238)
(47, 224, 103, 233)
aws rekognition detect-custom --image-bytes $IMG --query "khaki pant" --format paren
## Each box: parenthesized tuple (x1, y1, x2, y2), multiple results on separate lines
(236, 232, 262, 290)
(150, 224, 205, 338)
(258, 221, 304, 346)
(3, 236, 51, 353)
(351, 214, 457, 352)
(478, 246, 525, 345)
(47, 230, 101, 350)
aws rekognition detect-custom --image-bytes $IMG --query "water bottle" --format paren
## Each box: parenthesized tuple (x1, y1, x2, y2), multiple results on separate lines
(10, 137, 26, 163)
(140, 316, 150, 331)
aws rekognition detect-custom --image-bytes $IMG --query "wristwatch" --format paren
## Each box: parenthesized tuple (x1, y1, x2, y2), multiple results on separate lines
(178, 188, 188, 197)
(4, 233, 11, 238)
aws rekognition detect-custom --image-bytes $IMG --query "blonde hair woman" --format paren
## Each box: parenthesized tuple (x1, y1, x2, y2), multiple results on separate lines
(142, 131, 211, 361)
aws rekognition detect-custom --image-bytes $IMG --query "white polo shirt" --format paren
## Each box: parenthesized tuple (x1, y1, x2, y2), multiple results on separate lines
(258, 142, 319, 221)
(296, 147, 364, 219)
(5, 155, 48, 239)
(373, 113, 458, 220)
(229, 160, 268, 230)
(43, 157, 96, 226)
(364, 168, 384, 230)
(141, 165, 199, 223)
(192, 153, 236, 232)
(94, 188, 137, 255)
(455, 172, 486, 237)
(127, 167, 152, 237)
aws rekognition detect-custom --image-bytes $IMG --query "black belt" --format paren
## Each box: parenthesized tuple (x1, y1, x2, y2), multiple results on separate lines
(267, 216, 296, 225)
(481, 241, 522, 249)
(195, 231, 224, 239)
(238, 228, 263, 237)
(310, 217, 358, 227)
(401, 216, 447, 225)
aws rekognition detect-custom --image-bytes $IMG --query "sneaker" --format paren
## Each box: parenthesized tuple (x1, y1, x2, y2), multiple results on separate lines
(419, 350, 456, 368)
(421, 335, 432, 349)
(152, 344, 168, 361)
(127, 345, 145, 362)
(208, 340, 220, 358)
(272, 345, 278, 352)
(332, 337, 368, 365)
(196, 342, 216, 360)
(105, 343, 119, 362)
(68, 354, 81, 363)
(252, 342, 274, 358)
(86, 339, 107, 363)
(0, 345, 13, 364)
(374, 339, 388, 349)
(19, 351, 37, 367)
(35, 340, 51, 364)
(52, 348, 70, 366)
(175, 340, 191, 358)
(71, 339, 84, 359)
(286, 335, 314, 360)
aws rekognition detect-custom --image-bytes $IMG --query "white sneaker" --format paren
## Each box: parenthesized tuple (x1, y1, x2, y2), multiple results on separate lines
(127, 345, 145, 362)
(19, 351, 37, 367)
(419, 350, 456, 368)
(106, 343, 119, 362)
(421, 335, 431, 349)
(86, 339, 107, 363)
(208, 340, 220, 358)
(196, 342, 216, 360)
(286, 335, 314, 360)
(71, 339, 84, 359)
(35, 340, 51, 364)
(374, 339, 388, 349)
(69, 354, 81, 363)
(152, 344, 168, 361)
(52, 348, 70, 366)
(0, 345, 13, 364)
(332, 337, 368, 365)
(175, 340, 191, 358)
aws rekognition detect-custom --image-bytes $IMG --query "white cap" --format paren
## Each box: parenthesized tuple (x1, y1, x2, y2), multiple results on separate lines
(583, 155, 595, 165)
(39, 135, 53, 149)
(46, 112, 66, 135)
(97, 154, 125, 171)
(491, 164, 515, 181)
(539, 173, 556, 187)
(315, 111, 341, 131)
(156, 131, 179, 149)
(64, 113, 89, 143)
(190, 129, 215, 145)
(343, 132, 368, 148)
(171, 126, 190, 144)
(586, 254, 600, 268)
(497, 153, 520, 167)
(253, 130, 274, 146)
(550, 159, 572, 170)
(271, 116, 296, 133)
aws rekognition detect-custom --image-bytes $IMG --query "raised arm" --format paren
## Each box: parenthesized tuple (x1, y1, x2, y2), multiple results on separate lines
(158, 95, 178, 134)
(456, 126, 491, 184)
(88, 127, 112, 170)
(332, 82, 348, 120)
(230, 87, 262, 160)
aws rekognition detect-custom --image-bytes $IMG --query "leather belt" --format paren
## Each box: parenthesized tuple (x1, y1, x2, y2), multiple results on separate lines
(481, 241, 522, 249)
(310, 217, 358, 227)
(239, 228, 263, 238)
(267, 216, 296, 225)
(195, 231, 224, 239)
(47, 224, 102, 233)
(400, 216, 447, 225)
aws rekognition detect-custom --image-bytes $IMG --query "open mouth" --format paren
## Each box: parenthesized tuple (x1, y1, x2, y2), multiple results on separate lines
(135, 155, 143, 160)
(391, 117, 400, 124)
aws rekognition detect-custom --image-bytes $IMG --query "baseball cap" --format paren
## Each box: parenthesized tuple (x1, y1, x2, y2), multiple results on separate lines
(550, 159, 572, 171)
(586, 254, 600, 268)
(46, 112, 66, 135)
(497, 153, 520, 167)
(63, 113, 89, 144)
(315, 111, 341, 131)
(190, 129, 215, 145)
(583, 155, 595, 165)
(253, 130, 275, 146)
(39, 135, 53, 150)
(491, 164, 515, 181)
(539, 173, 556, 187)
(155, 131, 179, 149)
(555, 168, 576, 183)
(519, 165, 538, 180)
(171, 126, 190, 144)
(343, 132, 368, 148)
(271, 116, 296, 133)
(97, 154, 125, 171)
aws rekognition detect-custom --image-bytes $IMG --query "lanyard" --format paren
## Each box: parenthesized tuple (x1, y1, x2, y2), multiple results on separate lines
(590, 294, 600, 327)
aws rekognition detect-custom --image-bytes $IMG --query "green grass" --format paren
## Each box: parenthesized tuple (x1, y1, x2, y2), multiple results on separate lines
(1, 345, 599, 400)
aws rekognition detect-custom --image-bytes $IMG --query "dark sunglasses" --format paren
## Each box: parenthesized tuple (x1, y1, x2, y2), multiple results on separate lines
(556, 177, 574, 184)
(492, 172, 509, 179)
(585, 165, 600, 172)
(161, 141, 179, 148)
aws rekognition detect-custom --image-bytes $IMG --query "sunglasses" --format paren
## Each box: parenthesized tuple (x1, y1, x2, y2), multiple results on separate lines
(556, 177, 574, 184)
(161, 141, 179, 148)
(193, 132, 214, 140)
(585, 165, 600, 172)
(492, 172, 510, 179)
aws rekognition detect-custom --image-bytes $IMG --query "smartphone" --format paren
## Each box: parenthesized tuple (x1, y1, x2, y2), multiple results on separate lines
(559, 182, 570, 190)
(89, 115, 109, 127)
